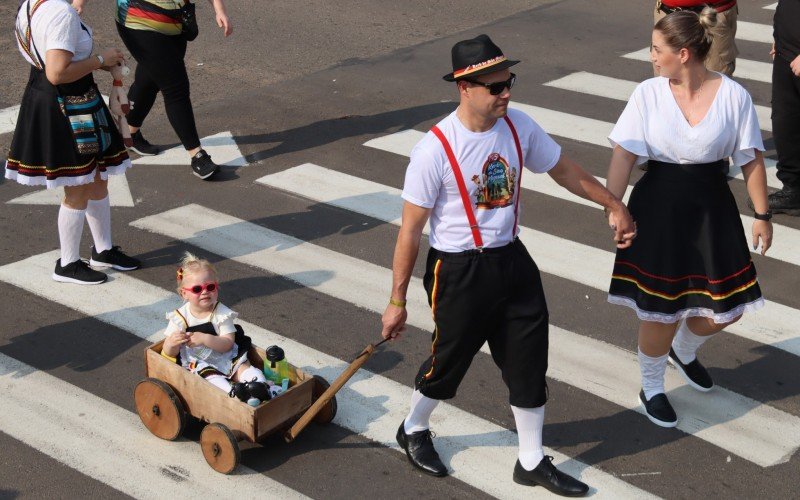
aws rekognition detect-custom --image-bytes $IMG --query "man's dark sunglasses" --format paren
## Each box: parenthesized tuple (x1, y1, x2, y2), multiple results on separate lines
(462, 73, 516, 95)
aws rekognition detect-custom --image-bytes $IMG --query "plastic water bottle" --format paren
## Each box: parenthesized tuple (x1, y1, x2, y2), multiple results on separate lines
(265, 345, 290, 383)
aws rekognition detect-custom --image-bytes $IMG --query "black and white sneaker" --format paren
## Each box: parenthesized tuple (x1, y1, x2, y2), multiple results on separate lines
(129, 130, 160, 156)
(669, 348, 713, 392)
(90, 246, 141, 271)
(638, 389, 678, 428)
(53, 258, 107, 285)
(191, 149, 220, 180)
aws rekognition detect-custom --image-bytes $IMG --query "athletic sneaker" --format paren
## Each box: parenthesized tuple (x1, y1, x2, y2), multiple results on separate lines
(668, 347, 714, 392)
(638, 389, 678, 428)
(90, 246, 141, 271)
(52, 258, 107, 285)
(191, 149, 220, 180)
(130, 130, 160, 156)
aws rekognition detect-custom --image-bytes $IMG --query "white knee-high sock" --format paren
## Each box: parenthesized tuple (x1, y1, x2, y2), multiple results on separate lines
(512, 405, 545, 470)
(639, 348, 669, 400)
(404, 389, 439, 434)
(239, 365, 267, 383)
(206, 375, 233, 393)
(672, 320, 713, 364)
(85, 196, 112, 253)
(58, 205, 86, 265)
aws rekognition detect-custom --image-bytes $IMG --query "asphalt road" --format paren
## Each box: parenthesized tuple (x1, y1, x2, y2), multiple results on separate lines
(1, 1, 798, 499)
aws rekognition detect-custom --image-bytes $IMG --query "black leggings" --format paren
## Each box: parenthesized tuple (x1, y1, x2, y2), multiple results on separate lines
(116, 23, 201, 150)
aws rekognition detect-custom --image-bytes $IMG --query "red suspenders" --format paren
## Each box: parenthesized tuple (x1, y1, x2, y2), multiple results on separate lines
(430, 115, 524, 251)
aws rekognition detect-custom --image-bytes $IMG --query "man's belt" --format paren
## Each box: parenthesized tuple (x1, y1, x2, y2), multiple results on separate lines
(657, 0, 736, 15)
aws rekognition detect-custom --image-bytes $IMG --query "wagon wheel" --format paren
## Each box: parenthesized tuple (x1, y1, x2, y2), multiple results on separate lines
(134, 378, 186, 441)
(312, 374, 337, 424)
(200, 423, 240, 474)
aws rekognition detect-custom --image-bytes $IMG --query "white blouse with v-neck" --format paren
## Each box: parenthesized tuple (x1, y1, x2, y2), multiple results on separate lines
(608, 74, 764, 167)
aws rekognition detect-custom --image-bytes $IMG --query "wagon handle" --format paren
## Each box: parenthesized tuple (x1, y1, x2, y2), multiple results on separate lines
(284, 342, 381, 442)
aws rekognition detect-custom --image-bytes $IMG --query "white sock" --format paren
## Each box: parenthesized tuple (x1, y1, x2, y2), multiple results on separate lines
(86, 196, 112, 253)
(58, 205, 86, 265)
(403, 389, 439, 434)
(206, 375, 232, 393)
(239, 365, 267, 383)
(672, 319, 712, 364)
(512, 405, 545, 471)
(639, 348, 669, 401)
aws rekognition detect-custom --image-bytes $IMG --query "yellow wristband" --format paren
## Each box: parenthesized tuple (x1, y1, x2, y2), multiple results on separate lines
(389, 297, 407, 308)
(160, 351, 178, 363)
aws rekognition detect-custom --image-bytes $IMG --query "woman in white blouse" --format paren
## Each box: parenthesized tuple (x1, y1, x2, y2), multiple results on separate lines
(605, 7, 773, 428)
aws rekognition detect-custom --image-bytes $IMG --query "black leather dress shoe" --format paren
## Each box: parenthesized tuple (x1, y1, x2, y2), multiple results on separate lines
(513, 456, 590, 497)
(396, 422, 447, 477)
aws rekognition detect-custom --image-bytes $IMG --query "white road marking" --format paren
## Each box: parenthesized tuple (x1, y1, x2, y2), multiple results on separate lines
(623, 47, 773, 84)
(132, 131, 247, 167)
(132, 204, 800, 467)
(544, 71, 772, 132)
(736, 21, 774, 44)
(764, 3, 777, 10)
(7, 173, 135, 207)
(0, 351, 307, 499)
(0, 251, 654, 499)
(0, 104, 20, 135)
(257, 164, 800, 360)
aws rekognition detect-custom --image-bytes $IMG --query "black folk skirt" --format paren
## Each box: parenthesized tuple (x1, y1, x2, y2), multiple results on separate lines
(4, 67, 130, 189)
(608, 160, 764, 324)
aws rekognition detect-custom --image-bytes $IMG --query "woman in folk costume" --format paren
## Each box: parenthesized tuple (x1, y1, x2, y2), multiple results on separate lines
(7, 0, 140, 284)
(605, 8, 773, 427)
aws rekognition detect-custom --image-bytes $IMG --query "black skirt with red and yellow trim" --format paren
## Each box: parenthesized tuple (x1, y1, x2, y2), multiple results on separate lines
(608, 159, 764, 324)
(4, 66, 130, 189)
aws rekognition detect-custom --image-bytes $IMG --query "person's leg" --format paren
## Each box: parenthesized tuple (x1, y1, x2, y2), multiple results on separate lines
(205, 374, 233, 393)
(85, 170, 111, 253)
(772, 54, 800, 210)
(511, 405, 545, 469)
(403, 389, 440, 433)
(56, 181, 107, 284)
(637, 320, 680, 426)
(116, 24, 160, 133)
(705, 5, 738, 76)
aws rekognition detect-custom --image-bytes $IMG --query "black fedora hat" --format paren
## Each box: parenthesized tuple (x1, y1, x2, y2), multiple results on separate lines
(443, 34, 519, 82)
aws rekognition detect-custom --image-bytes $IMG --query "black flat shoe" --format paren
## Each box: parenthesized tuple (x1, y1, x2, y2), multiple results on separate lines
(669, 347, 713, 392)
(396, 422, 447, 477)
(639, 390, 678, 428)
(513, 456, 589, 497)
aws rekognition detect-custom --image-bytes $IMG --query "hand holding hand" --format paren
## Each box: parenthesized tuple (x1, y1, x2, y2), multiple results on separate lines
(100, 48, 125, 68)
(752, 220, 773, 256)
(606, 202, 637, 249)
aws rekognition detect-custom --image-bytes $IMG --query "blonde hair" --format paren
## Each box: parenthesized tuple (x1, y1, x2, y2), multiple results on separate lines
(654, 6, 717, 62)
(175, 251, 217, 293)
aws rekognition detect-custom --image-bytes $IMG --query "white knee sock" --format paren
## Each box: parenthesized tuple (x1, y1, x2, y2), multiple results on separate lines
(639, 348, 669, 400)
(85, 196, 112, 253)
(403, 389, 439, 434)
(512, 405, 545, 471)
(672, 320, 712, 364)
(239, 365, 267, 383)
(58, 205, 86, 265)
(206, 375, 233, 393)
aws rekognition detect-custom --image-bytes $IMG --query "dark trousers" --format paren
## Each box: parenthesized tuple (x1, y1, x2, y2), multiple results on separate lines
(414, 239, 549, 408)
(116, 23, 201, 150)
(772, 54, 800, 190)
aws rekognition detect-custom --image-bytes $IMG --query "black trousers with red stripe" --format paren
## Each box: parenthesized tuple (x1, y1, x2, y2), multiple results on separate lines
(415, 238, 549, 408)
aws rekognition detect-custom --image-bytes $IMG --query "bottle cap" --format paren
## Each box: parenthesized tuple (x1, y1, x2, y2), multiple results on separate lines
(266, 345, 285, 367)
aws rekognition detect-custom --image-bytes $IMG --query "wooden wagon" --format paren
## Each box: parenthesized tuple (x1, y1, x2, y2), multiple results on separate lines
(134, 340, 337, 474)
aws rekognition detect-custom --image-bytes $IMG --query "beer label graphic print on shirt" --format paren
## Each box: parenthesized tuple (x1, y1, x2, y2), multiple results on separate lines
(471, 153, 517, 209)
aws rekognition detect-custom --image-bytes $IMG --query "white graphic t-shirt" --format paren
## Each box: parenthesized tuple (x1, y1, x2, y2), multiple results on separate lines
(402, 108, 561, 252)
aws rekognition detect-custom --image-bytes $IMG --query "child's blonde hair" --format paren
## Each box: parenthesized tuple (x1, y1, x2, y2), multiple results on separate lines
(176, 251, 217, 293)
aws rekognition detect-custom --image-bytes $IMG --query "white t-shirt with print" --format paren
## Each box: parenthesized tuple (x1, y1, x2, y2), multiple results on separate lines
(15, 0, 93, 67)
(402, 107, 561, 252)
(609, 75, 764, 167)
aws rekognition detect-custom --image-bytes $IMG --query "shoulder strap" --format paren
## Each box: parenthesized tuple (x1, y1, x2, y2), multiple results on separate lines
(430, 124, 484, 250)
(174, 308, 188, 329)
(503, 115, 524, 237)
(16, 0, 49, 70)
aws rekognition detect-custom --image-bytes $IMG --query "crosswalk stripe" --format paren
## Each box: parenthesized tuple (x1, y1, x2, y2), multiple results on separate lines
(364, 106, 782, 191)
(764, 2, 777, 10)
(736, 21, 773, 44)
(133, 203, 800, 467)
(623, 47, 773, 84)
(0, 104, 20, 135)
(0, 252, 654, 499)
(0, 353, 307, 498)
(256, 164, 800, 360)
(543, 71, 772, 132)
(364, 127, 796, 266)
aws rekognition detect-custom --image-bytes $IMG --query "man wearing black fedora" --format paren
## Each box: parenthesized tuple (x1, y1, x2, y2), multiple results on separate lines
(380, 34, 636, 496)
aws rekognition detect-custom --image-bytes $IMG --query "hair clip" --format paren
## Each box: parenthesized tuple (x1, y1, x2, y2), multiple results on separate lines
(176, 267, 183, 281)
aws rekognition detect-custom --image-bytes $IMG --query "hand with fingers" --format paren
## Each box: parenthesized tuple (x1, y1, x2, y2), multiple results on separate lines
(606, 202, 637, 249)
(752, 220, 773, 256)
(381, 300, 408, 342)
